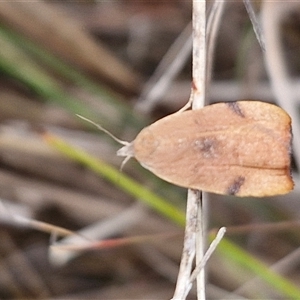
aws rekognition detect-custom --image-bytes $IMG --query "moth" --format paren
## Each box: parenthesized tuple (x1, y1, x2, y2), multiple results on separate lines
(79, 101, 294, 197)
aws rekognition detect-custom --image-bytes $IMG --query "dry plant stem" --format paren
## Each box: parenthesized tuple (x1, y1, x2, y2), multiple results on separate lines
(136, 22, 192, 113)
(206, 0, 225, 91)
(243, 0, 265, 51)
(262, 2, 300, 168)
(192, 0, 206, 110)
(190, 227, 226, 283)
(171, 1, 206, 298)
(192, 1, 206, 299)
(49, 203, 146, 266)
(171, 190, 200, 299)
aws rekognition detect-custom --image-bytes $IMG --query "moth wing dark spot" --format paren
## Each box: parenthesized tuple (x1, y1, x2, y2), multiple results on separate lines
(194, 138, 218, 158)
(226, 102, 245, 118)
(227, 176, 245, 195)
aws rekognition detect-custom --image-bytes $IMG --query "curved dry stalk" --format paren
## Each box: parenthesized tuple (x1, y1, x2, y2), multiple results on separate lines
(261, 2, 300, 169)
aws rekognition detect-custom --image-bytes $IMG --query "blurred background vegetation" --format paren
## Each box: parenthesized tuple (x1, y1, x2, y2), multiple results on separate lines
(0, 1, 300, 299)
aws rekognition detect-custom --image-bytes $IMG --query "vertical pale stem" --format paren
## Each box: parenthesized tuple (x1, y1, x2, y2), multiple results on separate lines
(192, 1, 206, 299)
(171, 190, 199, 300)
(192, 0, 206, 109)
(171, 1, 206, 299)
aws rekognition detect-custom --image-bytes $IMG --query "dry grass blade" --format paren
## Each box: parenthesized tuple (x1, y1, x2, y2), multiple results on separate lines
(0, 1, 140, 93)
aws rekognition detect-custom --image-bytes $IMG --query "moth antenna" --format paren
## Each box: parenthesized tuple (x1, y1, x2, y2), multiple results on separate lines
(76, 114, 129, 146)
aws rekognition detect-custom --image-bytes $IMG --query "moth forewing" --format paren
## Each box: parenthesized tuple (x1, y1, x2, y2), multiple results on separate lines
(123, 101, 293, 197)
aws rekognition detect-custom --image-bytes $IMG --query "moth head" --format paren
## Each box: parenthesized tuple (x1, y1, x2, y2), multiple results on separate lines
(117, 142, 135, 169)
